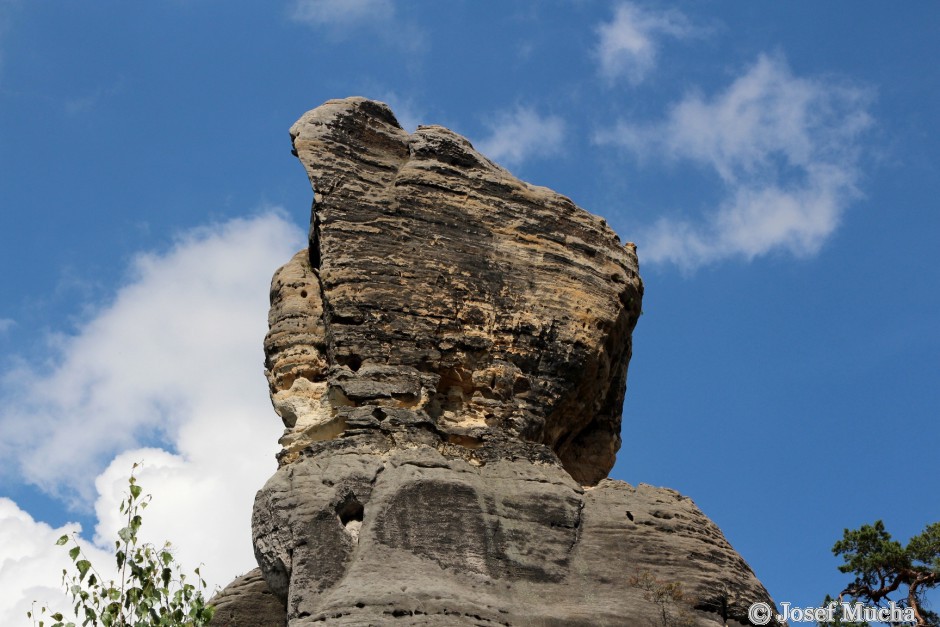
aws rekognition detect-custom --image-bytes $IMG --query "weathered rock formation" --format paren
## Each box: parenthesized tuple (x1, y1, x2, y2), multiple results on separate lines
(208, 569, 286, 627)
(208, 97, 779, 627)
(266, 97, 642, 485)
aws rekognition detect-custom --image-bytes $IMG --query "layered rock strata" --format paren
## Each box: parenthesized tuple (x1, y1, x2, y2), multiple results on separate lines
(208, 97, 779, 627)
(265, 97, 643, 486)
(208, 569, 286, 627)
(246, 437, 777, 626)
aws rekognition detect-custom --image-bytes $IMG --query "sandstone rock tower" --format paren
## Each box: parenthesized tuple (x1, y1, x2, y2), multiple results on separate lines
(209, 98, 778, 627)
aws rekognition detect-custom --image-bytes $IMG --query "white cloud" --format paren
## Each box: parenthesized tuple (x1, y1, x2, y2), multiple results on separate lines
(0, 10, 7, 80)
(595, 2, 697, 85)
(475, 106, 565, 167)
(0, 498, 112, 625)
(379, 91, 422, 133)
(64, 80, 123, 116)
(288, 0, 424, 53)
(595, 54, 873, 270)
(0, 211, 301, 500)
(0, 318, 13, 333)
(289, 0, 393, 27)
(0, 211, 306, 623)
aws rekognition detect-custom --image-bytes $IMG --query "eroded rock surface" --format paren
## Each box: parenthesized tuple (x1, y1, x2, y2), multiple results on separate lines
(208, 568, 286, 627)
(209, 97, 780, 626)
(244, 434, 777, 626)
(265, 96, 643, 486)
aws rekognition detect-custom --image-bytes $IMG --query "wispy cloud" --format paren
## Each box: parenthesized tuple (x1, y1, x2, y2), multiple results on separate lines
(0, 318, 13, 333)
(287, 0, 424, 52)
(476, 106, 565, 167)
(288, 0, 393, 27)
(595, 54, 873, 270)
(64, 79, 124, 116)
(379, 91, 422, 133)
(595, 2, 698, 85)
(0, 3, 10, 81)
(0, 211, 305, 623)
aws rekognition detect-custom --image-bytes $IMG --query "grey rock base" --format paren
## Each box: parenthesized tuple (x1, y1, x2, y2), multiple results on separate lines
(234, 435, 776, 626)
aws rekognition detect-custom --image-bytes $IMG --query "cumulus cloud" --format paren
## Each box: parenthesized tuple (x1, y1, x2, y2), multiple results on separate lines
(0, 211, 301, 500)
(476, 106, 565, 167)
(0, 211, 306, 623)
(595, 2, 697, 85)
(595, 54, 873, 270)
(0, 499, 112, 624)
(289, 0, 393, 27)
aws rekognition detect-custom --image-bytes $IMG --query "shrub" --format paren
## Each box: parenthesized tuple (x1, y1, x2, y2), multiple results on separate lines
(29, 464, 215, 627)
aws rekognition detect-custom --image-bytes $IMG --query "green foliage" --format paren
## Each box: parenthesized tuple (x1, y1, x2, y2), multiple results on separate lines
(815, 594, 869, 627)
(829, 520, 940, 627)
(28, 464, 215, 627)
(629, 570, 694, 627)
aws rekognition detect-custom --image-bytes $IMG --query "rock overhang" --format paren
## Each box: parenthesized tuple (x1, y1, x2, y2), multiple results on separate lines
(215, 97, 781, 627)
(265, 96, 644, 486)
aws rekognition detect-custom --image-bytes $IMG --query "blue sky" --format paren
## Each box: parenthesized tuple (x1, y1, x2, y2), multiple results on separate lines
(1, 1, 938, 623)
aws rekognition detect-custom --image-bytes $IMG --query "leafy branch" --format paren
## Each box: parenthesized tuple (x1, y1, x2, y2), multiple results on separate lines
(28, 463, 215, 627)
(629, 570, 695, 627)
(827, 520, 940, 627)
